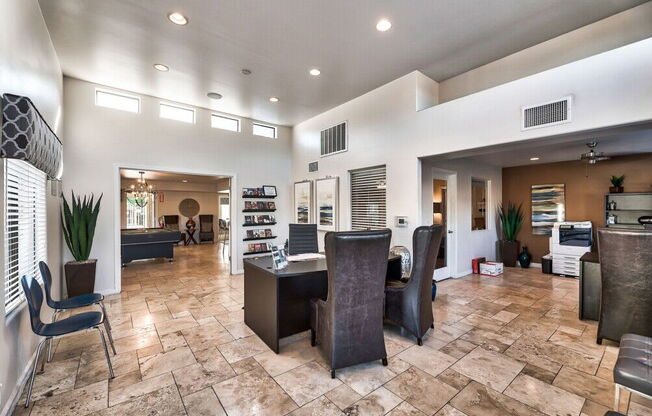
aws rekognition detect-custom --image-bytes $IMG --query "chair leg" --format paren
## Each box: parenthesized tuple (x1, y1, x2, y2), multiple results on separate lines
(417, 337, 423, 346)
(99, 301, 111, 331)
(382, 357, 388, 366)
(614, 385, 620, 411)
(25, 339, 46, 408)
(331, 369, 335, 379)
(310, 329, 316, 347)
(45, 337, 54, 364)
(431, 323, 434, 329)
(103, 320, 117, 355)
(96, 327, 115, 379)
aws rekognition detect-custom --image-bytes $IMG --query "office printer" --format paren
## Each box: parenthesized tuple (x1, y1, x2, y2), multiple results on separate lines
(550, 221, 592, 277)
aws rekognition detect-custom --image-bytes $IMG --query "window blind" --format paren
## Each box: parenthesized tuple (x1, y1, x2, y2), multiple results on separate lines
(350, 165, 386, 231)
(4, 159, 47, 314)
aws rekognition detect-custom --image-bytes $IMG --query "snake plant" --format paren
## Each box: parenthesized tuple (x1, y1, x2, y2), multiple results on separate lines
(61, 192, 102, 261)
(497, 202, 524, 242)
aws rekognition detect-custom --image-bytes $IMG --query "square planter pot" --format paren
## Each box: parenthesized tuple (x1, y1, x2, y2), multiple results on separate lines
(499, 240, 520, 267)
(65, 259, 97, 297)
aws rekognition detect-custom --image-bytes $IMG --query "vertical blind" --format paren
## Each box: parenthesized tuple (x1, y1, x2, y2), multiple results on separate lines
(350, 165, 386, 231)
(4, 159, 47, 314)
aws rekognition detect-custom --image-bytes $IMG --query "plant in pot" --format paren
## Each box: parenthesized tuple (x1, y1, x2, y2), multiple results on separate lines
(609, 175, 625, 193)
(62, 192, 102, 297)
(497, 202, 524, 267)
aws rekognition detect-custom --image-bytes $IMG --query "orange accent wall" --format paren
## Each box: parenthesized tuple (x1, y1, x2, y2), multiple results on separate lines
(502, 153, 652, 262)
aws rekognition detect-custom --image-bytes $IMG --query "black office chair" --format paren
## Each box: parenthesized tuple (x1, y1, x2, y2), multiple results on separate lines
(288, 224, 318, 255)
(20, 275, 115, 408)
(199, 214, 215, 243)
(310, 229, 392, 378)
(39, 261, 114, 362)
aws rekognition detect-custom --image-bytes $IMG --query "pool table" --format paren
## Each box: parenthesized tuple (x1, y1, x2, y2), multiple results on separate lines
(121, 228, 182, 266)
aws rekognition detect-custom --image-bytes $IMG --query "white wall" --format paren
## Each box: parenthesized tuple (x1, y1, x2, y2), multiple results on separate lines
(63, 77, 292, 292)
(0, 0, 63, 413)
(292, 38, 652, 271)
(439, 2, 652, 102)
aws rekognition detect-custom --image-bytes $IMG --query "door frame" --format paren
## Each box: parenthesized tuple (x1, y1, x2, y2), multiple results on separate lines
(431, 169, 457, 281)
(113, 163, 237, 294)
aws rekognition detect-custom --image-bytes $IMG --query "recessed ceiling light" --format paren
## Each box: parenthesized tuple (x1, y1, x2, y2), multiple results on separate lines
(241, 69, 252, 75)
(167, 12, 188, 25)
(207, 92, 223, 100)
(530, 157, 540, 161)
(309, 68, 321, 76)
(376, 18, 392, 32)
(269, 97, 279, 103)
(153, 63, 169, 72)
(182, 179, 188, 183)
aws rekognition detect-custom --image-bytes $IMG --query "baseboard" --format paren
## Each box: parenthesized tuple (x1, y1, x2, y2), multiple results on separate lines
(455, 269, 473, 278)
(1, 344, 39, 416)
(234, 268, 244, 275)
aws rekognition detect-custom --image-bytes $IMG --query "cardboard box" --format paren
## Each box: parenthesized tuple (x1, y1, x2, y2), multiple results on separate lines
(472, 257, 486, 274)
(480, 262, 504, 276)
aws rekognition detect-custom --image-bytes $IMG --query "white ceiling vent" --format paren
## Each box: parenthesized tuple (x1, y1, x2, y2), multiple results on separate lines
(522, 96, 572, 131)
(321, 121, 347, 157)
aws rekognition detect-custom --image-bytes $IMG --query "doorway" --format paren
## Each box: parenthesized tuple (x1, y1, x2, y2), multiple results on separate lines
(432, 171, 456, 281)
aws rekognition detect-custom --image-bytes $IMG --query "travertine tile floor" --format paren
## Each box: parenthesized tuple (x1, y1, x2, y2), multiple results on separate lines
(12, 243, 652, 416)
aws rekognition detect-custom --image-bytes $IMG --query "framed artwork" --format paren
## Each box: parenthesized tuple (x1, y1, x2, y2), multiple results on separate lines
(263, 185, 277, 197)
(294, 180, 313, 224)
(315, 177, 338, 231)
(531, 184, 565, 236)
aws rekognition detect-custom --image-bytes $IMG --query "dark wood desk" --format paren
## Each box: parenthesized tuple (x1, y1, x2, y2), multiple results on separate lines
(244, 255, 401, 353)
(579, 252, 600, 321)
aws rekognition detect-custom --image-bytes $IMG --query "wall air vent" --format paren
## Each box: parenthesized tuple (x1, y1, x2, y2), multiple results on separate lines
(308, 161, 318, 172)
(320, 121, 347, 157)
(522, 96, 572, 131)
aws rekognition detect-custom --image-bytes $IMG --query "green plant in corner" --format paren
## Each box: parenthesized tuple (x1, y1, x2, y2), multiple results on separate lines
(61, 192, 102, 261)
(610, 175, 625, 187)
(497, 202, 524, 242)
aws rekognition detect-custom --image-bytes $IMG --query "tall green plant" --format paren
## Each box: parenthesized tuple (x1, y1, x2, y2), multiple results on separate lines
(61, 192, 102, 261)
(497, 202, 524, 242)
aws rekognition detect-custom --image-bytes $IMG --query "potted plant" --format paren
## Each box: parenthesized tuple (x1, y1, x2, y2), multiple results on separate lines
(62, 192, 102, 297)
(497, 202, 524, 267)
(609, 175, 625, 193)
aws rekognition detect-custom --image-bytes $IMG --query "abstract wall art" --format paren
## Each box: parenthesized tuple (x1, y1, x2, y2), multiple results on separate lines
(531, 183, 565, 235)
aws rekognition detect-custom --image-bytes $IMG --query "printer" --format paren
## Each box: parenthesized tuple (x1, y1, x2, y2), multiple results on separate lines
(550, 221, 592, 277)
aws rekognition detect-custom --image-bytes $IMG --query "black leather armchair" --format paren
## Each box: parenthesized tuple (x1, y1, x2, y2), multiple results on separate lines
(199, 215, 214, 243)
(385, 225, 443, 345)
(597, 228, 652, 344)
(163, 215, 185, 244)
(310, 229, 392, 378)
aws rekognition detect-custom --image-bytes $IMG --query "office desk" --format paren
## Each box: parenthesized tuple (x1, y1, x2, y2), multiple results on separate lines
(244, 255, 401, 353)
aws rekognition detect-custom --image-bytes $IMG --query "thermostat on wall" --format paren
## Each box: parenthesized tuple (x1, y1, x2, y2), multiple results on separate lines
(395, 216, 408, 227)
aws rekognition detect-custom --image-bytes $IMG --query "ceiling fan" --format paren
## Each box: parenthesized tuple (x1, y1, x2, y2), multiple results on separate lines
(580, 141, 611, 164)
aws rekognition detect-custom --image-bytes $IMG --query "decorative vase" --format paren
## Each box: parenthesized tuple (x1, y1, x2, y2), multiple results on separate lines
(609, 186, 624, 193)
(65, 259, 97, 297)
(389, 246, 411, 278)
(518, 246, 532, 268)
(499, 240, 519, 267)
(186, 217, 196, 230)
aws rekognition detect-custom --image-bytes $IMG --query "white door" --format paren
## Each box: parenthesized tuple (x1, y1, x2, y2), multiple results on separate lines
(433, 172, 456, 281)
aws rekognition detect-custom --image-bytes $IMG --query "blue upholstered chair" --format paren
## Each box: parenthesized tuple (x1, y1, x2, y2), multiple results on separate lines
(39, 261, 114, 362)
(20, 275, 115, 408)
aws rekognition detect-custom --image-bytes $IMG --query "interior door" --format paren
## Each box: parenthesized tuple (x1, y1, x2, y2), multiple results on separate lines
(433, 174, 455, 281)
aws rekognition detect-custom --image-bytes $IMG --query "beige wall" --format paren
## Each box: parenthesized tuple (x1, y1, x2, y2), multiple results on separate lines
(0, 0, 63, 413)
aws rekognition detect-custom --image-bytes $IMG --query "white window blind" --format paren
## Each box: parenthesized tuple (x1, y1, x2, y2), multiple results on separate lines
(4, 159, 47, 314)
(350, 165, 386, 231)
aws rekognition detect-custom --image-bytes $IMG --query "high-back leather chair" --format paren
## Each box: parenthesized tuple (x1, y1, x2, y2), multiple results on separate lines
(199, 214, 214, 243)
(385, 225, 444, 345)
(163, 215, 185, 244)
(597, 228, 652, 344)
(310, 229, 392, 378)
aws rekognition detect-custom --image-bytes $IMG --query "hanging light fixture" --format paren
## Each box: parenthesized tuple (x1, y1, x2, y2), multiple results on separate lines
(129, 171, 154, 207)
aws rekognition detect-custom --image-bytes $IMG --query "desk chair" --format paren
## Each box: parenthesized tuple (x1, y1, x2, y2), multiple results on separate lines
(219, 219, 230, 254)
(199, 214, 215, 243)
(310, 229, 391, 378)
(39, 261, 114, 362)
(384, 225, 443, 345)
(288, 224, 318, 255)
(613, 334, 652, 411)
(21, 275, 115, 408)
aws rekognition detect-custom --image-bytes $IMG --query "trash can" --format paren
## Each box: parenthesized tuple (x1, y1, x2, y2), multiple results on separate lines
(542, 254, 553, 274)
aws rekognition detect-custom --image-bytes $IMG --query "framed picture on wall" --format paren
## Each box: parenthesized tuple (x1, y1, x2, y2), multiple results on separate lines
(263, 185, 277, 197)
(315, 177, 338, 232)
(531, 184, 565, 235)
(293, 180, 313, 224)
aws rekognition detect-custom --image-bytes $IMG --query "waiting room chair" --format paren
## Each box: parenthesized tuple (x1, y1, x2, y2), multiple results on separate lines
(596, 228, 652, 344)
(219, 218, 229, 254)
(310, 229, 392, 378)
(613, 333, 652, 411)
(164, 215, 185, 244)
(288, 223, 318, 255)
(384, 225, 443, 345)
(199, 214, 215, 243)
(39, 261, 114, 362)
(20, 275, 115, 408)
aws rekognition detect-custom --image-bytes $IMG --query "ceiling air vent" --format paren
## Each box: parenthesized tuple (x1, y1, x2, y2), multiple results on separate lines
(321, 121, 347, 157)
(308, 161, 318, 172)
(522, 96, 572, 131)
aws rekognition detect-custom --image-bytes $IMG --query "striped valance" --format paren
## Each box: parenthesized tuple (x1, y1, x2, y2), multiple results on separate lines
(1, 94, 63, 179)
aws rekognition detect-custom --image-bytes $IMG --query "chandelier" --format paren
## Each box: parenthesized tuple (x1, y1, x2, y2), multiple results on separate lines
(129, 171, 154, 207)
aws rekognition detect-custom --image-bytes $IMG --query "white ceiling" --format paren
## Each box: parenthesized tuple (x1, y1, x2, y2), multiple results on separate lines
(438, 127, 652, 168)
(39, 0, 645, 126)
(120, 169, 229, 184)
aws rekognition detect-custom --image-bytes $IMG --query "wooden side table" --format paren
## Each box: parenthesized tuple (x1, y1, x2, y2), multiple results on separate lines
(185, 229, 198, 245)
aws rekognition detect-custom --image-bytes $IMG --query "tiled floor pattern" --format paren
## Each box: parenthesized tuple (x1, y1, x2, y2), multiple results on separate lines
(12, 243, 652, 416)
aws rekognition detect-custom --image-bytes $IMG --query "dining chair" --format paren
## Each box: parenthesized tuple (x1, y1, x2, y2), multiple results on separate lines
(20, 275, 114, 408)
(39, 261, 115, 362)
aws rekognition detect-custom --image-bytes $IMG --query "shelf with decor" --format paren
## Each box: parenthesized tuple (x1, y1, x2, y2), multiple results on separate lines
(243, 209, 276, 213)
(243, 195, 275, 199)
(243, 236, 277, 241)
(604, 192, 652, 229)
(243, 250, 272, 256)
(242, 222, 276, 227)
